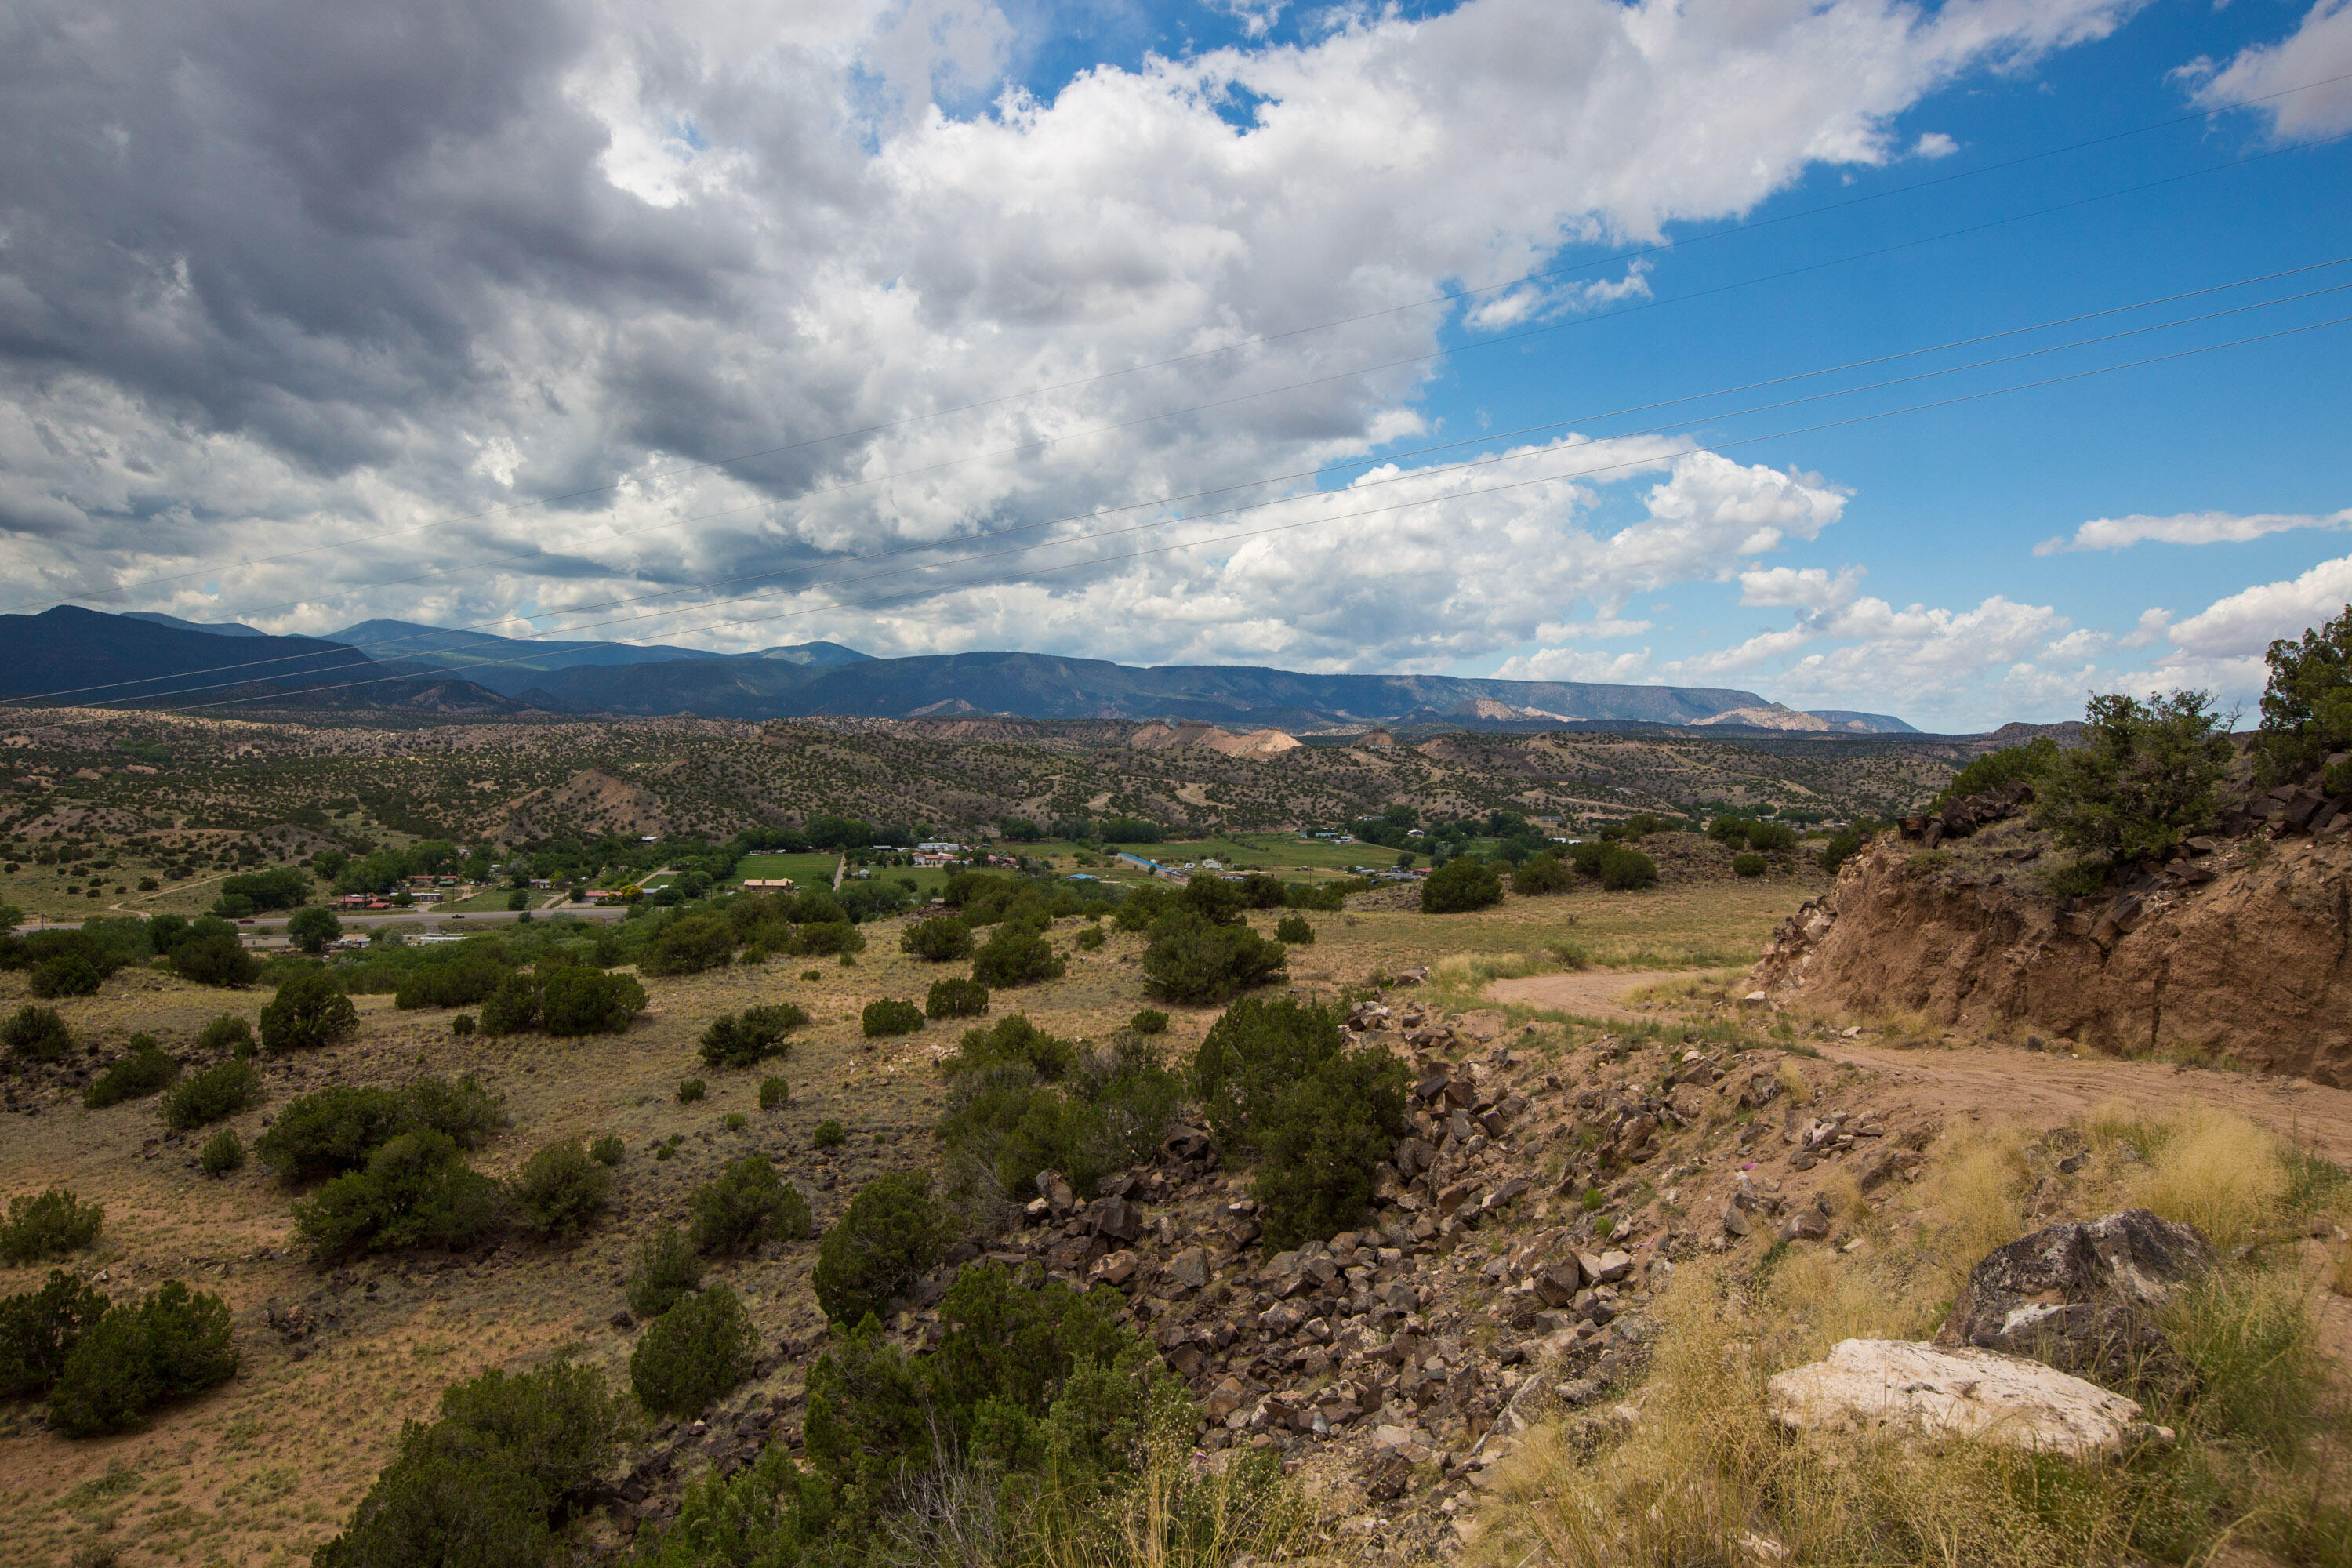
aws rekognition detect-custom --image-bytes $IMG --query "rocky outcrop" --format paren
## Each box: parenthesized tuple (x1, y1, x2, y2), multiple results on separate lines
(1934, 1210, 2212, 1385)
(1750, 833, 2352, 1085)
(1767, 1338, 2166, 1460)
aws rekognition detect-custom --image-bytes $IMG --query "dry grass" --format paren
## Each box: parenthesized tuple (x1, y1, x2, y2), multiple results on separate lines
(1475, 1107, 2352, 1568)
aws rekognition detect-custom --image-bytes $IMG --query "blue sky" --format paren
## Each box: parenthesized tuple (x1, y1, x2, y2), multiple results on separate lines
(2, 0, 2347, 729)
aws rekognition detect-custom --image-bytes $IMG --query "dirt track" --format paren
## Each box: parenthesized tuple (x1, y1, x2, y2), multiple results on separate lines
(1492, 969, 2352, 1168)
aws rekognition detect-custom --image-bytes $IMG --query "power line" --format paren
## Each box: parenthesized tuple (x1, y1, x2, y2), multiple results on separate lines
(14, 260, 2346, 703)
(13, 78, 2349, 619)
(25, 307, 2350, 717)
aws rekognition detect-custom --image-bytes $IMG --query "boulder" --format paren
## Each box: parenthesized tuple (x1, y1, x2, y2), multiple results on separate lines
(1768, 1338, 2164, 1460)
(1934, 1209, 2212, 1385)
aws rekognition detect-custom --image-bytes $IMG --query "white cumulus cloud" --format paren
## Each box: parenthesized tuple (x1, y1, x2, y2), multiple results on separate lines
(2034, 506, 2352, 554)
(2185, 0, 2352, 140)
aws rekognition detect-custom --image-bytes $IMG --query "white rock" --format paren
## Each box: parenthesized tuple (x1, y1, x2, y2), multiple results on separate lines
(1766, 1339, 2168, 1461)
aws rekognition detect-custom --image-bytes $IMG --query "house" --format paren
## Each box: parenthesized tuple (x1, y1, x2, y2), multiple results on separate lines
(740, 878, 797, 891)
(911, 853, 956, 869)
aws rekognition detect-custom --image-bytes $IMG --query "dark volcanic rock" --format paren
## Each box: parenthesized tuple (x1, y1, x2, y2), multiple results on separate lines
(1933, 1208, 2212, 1384)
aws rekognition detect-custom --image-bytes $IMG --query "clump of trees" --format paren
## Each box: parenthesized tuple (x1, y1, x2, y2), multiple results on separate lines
(292, 1129, 506, 1257)
(163, 1058, 262, 1129)
(1189, 997, 1407, 1250)
(688, 1155, 811, 1256)
(507, 1138, 613, 1241)
(698, 1003, 809, 1067)
(1, 1189, 104, 1265)
(2255, 604, 2352, 789)
(256, 1077, 507, 1184)
(2034, 692, 2233, 868)
(925, 977, 989, 1019)
(1421, 858, 1501, 913)
(260, 969, 360, 1053)
(862, 997, 925, 1037)
(13, 1276, 238, 1437)
(631, 1286, 757, 1417)
(812, 1171, 949, 1327)
(480, 963, 647, 1036)
(1566, 840, 1659, 890)
(314, 1358, 622, 1566)
(82, 1034, 178, 1109)
(936, 1017, 1184, 1206)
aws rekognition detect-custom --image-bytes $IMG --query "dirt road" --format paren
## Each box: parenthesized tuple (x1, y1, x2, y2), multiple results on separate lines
(1493, 968, 2352, 1167)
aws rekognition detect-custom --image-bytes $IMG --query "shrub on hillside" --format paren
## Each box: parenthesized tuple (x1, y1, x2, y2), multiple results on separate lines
(47, 1279, 237, 1437)
(861, 997, 924, 1038)
(31, 951, 105, 997)
(1189, 996, 1407, 1250)
(0, 1269, 111, 1399)
(83, 1035, 178, 1109)
(924, 977, 989, 1019)
(256, 1077, 506, 1182)
(1598, 844, 1659, 890)
(198, 1013, 257, 1058)
(292, 1130, 505, 1257)
(171, 931, 260, 988)
(540, 966, 648, 1035)
(811, 1171, 948, 1326)
(811, 1118, 847, 1149)
(1421, 858, 1502, 913)
(797, 920, 866, 957)
(4, 1004, 74, 1065)
(627, 1227, 706, 1319)
(1510, 853, 1575, 895)
(969, 922, 1065, 988)
(1140, 912, 1286, 1004)
(689, 1154, 811, 1256)
(698, 1003, 810, 1068)
(2034, 691, 2233, 866)
(1273, 914, 1314, 944)
(1130, 1008, 1169, 1035)
(393, 950, 510, 1009)
(199, 1130, 245, 1177)
(162, 1053, 263, 1128)
(2256, 604, 2352, 786)
(943, 1013, 1077, 1080)
(315, 1358, 622, 1568)
(1934, 735, 2061, 806)
(759, 1076, 789, 1109)
(1817, 819, 1882, 877)
(1733, 852, 1767, 878)
(1, 1189, 105, 1265)
(641, 913, 736, 976)
(260, 969, 359, 1054)
(630, 1284, 757, 1418)
(590, 1134, 625, 1165)
(900, 916, 974, 962)
(508, 1139, 613, 1241)
(479, 972, 540, 1035)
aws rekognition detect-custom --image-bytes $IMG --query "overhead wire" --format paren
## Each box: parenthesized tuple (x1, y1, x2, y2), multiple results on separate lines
(17, 296, 2348, 713)
(12, 71, 2350, 619)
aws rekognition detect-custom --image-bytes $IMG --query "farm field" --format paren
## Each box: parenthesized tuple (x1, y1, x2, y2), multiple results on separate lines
(728, 853, 842, 889)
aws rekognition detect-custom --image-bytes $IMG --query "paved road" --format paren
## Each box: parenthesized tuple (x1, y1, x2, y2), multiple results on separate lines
(18, 904, 628, 935)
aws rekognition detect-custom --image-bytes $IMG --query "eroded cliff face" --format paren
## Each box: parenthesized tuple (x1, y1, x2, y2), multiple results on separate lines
(1751, 833, 2352, 1086)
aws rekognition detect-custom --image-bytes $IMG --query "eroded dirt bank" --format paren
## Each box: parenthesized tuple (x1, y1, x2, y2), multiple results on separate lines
(1750, 833, 2352, 1085)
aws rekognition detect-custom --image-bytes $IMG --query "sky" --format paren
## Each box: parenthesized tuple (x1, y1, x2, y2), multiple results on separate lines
(1, 0, 2348, 731)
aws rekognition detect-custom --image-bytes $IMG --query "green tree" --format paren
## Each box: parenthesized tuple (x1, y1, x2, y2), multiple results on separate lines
(1139, 911, 1286, 1004)
(507, 1139, 613, 1241)
(1, 1189, 104, 1265)
(861, 997, 924, 1037)
(811, 1171, 948, 1326)
(260, 969, 359, 1053)
(689, 1155, 811, 1256)
(1511, 852, 1574, 895)
(900, 915, 974, 961)
(2034, 691, 2234, 866)
(626, 1227, 705, 1319)
(970, 921, 1065, 987)
(171, 931, 260, 988)
(48, 1280, 237, 1437)
(1421, 858, 1501, 913)
(83, 1034, 179, 1109)
(3, 1004, 74, 1064)
(0, 1269, 111, 1399)
(287, 906, 343, 954)
(2254, 604, 2352, 787)
(292, 1131, 504, 1256)
(630, 1285, 756, 1417)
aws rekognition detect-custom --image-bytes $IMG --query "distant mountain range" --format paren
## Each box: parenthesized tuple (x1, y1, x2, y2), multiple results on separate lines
(2, 607, 1922, 733)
